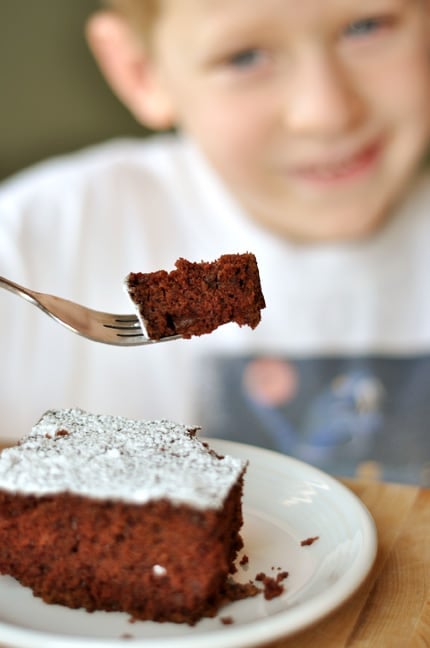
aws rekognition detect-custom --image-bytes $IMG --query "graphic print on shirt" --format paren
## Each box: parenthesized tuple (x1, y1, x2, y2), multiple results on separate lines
(197, 354, 430, 485)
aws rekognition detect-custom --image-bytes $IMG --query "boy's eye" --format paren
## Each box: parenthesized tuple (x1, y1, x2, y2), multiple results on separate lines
(227, 48, 265, 69)
(343, 17, 389, 39)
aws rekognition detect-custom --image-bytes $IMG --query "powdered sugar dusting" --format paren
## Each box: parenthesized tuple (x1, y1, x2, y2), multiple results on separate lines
(0, 409, 246, 509)
(152, 565, 167, 577)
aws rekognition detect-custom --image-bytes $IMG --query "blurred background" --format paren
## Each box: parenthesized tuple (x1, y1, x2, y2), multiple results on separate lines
(0, 0, 145, 181)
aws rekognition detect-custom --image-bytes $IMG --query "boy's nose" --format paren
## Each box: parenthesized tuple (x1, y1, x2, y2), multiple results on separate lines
(282, 52, 365, 137)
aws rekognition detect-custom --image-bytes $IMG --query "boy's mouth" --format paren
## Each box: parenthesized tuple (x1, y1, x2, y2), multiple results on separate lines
(289, 140, 382, 185)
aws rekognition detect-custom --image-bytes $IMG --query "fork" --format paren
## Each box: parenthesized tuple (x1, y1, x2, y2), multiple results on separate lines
(0, 275, 181, 347)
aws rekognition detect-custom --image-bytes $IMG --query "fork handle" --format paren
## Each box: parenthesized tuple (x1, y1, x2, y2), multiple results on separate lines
(0, 275, 39, 307)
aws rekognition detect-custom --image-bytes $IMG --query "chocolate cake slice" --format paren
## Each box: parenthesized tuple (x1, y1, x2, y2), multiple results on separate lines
(0, 408, 247, 624)
(125, 252, 265, 339)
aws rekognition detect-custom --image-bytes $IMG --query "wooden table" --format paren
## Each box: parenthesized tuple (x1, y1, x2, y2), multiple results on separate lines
(269, 478, 430, 648)
(0, 440, 429, 646)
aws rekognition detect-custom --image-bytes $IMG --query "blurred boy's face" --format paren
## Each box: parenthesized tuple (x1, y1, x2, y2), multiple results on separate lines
(151, 0, 430, 241)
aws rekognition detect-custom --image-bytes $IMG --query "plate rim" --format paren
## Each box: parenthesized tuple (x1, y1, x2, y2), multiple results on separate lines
(0, 438, 378, 648)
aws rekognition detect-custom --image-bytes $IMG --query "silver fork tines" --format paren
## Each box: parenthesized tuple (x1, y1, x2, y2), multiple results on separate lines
(0, 275, 181, 347)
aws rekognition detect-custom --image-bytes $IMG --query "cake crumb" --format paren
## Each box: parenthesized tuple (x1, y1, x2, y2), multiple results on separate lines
(254, 571, 288, 600)
(300, 536, 319, 546)
(223, 577, 260, 603)
(220, 616, 234, 625)
(277, 571, 289, 581)
(55, 429, 70, 437)
(239, 554, 249, 566)
(120, 633, 134, 640)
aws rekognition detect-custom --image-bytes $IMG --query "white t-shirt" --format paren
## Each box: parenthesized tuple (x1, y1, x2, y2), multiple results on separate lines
(1, 134, 430, 483)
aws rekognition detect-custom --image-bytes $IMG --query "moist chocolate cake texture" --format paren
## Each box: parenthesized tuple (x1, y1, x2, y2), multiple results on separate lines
(125, 252, 266, 339)
(0, 408, 247, 624)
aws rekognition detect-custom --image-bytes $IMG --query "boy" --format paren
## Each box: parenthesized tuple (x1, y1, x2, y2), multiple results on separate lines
(1, 0, 430, 484)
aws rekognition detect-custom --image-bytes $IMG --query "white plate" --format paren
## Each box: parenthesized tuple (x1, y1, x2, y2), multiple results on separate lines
(0, 439, 377, 648)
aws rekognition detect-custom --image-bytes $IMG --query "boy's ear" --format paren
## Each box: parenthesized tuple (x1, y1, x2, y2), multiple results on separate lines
(86, 11, 175, 130)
